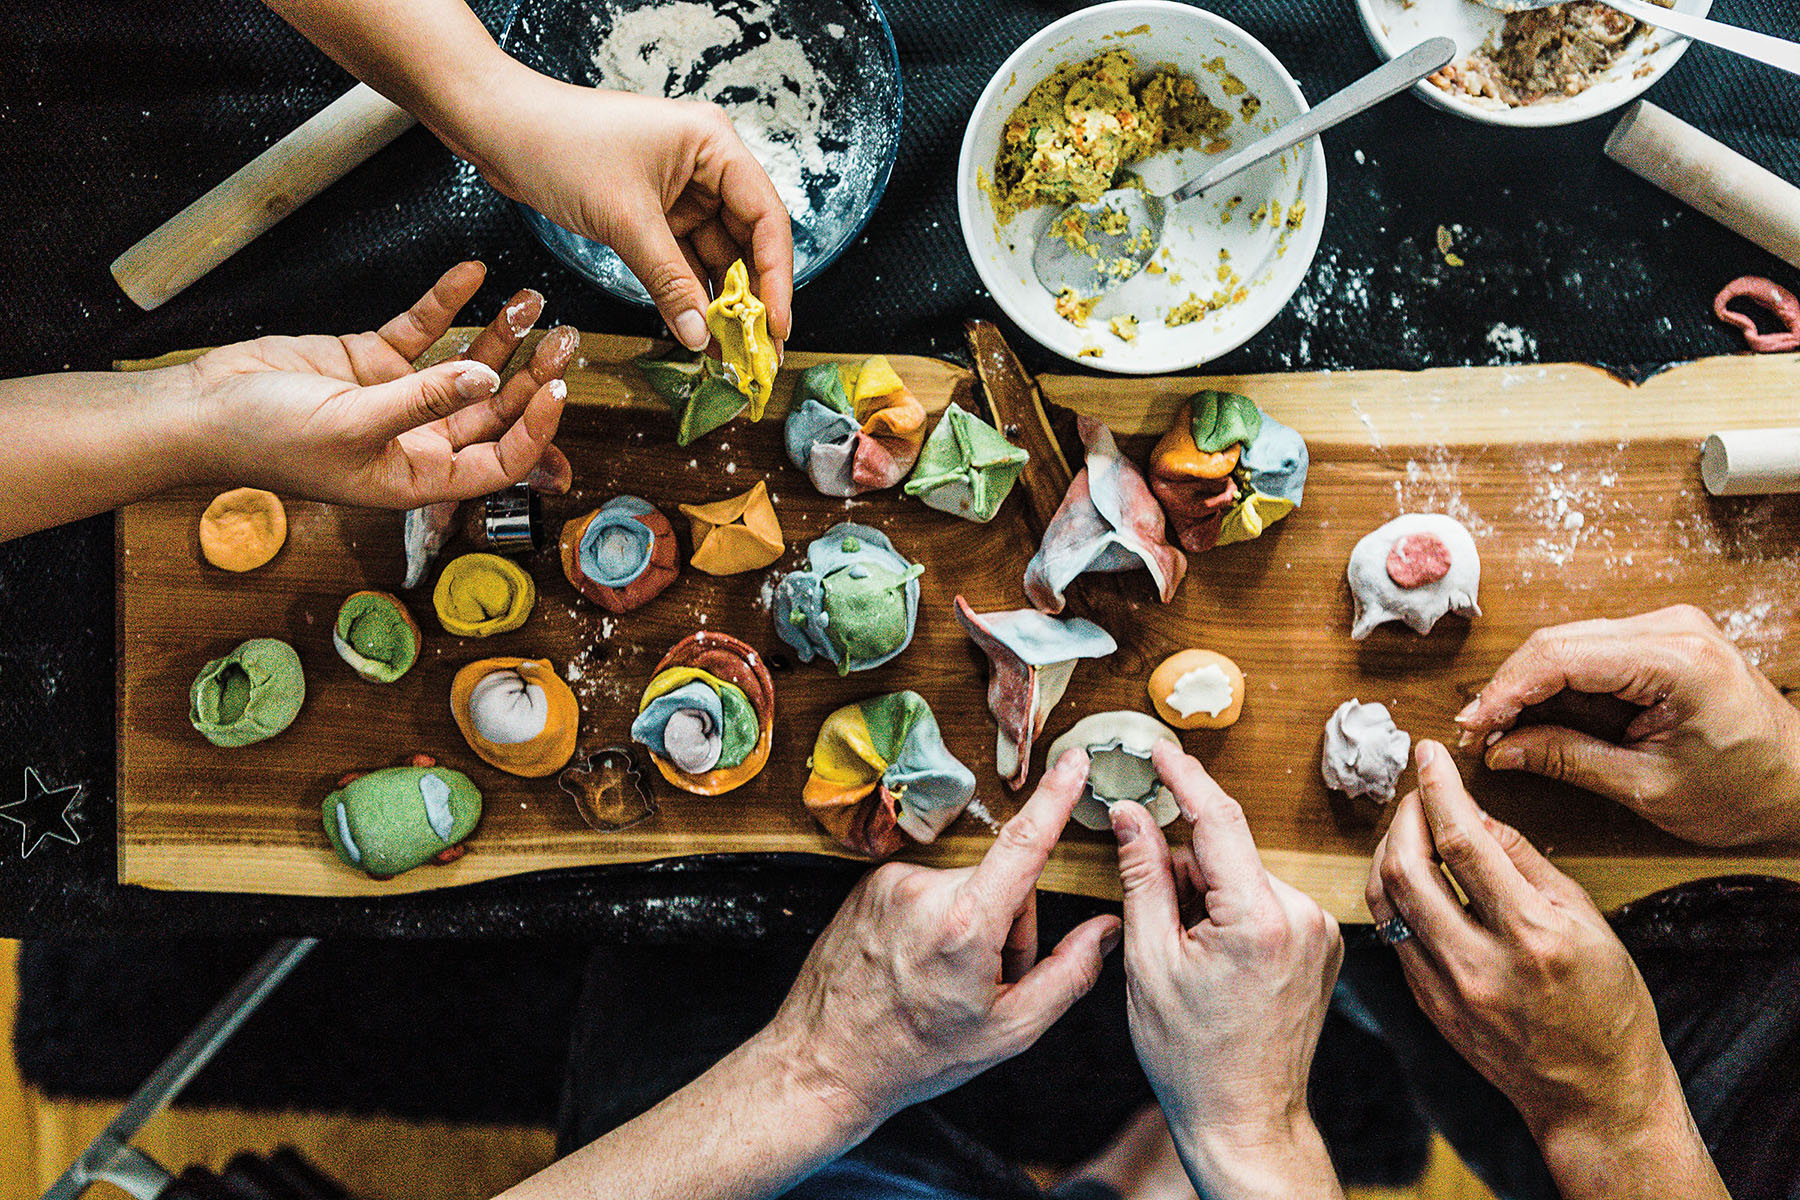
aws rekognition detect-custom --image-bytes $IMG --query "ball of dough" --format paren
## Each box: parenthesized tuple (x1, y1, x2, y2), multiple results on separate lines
(1148, 649, 1245, 730)
(1346, 513, 1481, 639)
(1320, 698, 1410, 803)
(199, 488, 287, 572)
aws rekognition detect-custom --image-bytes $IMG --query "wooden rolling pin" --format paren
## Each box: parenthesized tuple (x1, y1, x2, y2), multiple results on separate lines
(111, 84, 417, 311)
(1606, 100, 1800, 270)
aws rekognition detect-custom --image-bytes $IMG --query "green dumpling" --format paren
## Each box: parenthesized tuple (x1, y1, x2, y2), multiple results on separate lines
(903, 403, 1030, 523)
(635, 352, 751, 447)
(189, 637, 305, 747)
(322, 764, 482, 878)
(333, 591, 421, 683)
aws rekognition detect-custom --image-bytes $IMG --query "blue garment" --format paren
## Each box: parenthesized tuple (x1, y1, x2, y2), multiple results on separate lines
(780, 1158, 1120, 1200)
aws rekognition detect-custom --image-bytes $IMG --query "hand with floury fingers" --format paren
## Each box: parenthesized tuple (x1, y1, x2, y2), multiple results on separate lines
(1112, 742, 1346, 1200)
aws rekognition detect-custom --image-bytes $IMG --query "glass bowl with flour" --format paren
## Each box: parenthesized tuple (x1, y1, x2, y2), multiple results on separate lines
(502, 0, 903, 302)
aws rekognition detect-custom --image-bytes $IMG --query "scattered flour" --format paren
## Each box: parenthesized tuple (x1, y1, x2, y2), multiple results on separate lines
(963, 798, 1002, 834)
(1485, 322, 1537, 360)
(590, 0, 833, 222)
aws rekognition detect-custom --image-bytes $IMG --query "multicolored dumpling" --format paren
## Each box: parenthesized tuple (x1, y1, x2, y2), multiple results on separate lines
(954, 596, 1117, 790)
(632, 260, 779, 448)
(1149, 391, 1308, 553)
(902, 403, 1030, 523)
(631, 632, 774, 795)
(322, 755, 482, 878)
(333, 591, 421, 684)
(784, 356, 927, 497)
(559, 496, 680, 613)
(771, 524, 924, 674)
(803, 691, 977, 860)
(1023, 417, 1186, 614)
(450, 657, 580, 778)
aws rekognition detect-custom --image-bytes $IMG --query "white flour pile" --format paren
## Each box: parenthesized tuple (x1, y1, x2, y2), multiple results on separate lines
(591, 0, 832, 222)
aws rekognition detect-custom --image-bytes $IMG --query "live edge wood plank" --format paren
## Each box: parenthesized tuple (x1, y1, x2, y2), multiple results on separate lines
(116, 336, 1800, 916)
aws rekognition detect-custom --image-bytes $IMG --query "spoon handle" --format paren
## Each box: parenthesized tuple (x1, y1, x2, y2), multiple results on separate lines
(1169, 38, 1456, 205)
(1605, 0, 1800, 78)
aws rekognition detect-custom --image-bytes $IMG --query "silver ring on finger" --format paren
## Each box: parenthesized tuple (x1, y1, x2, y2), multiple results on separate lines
(1376, 915, 1416, 946)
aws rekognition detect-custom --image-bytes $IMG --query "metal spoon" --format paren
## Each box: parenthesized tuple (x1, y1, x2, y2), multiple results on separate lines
(1473, 0, 1800, 79)
(1032, 37, 1456, 299)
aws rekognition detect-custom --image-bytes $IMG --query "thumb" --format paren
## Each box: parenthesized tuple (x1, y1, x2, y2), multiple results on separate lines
(1477, 810, 1585, 903)
(1111, 800, 1181, 949)
(992, 913, 1120, 1047)
(609, 207, 711, 351)
(357, 360, 499, 441)
(1484, 724, 1659, 803)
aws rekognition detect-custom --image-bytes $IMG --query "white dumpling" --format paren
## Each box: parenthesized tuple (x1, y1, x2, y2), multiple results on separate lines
(468, 670, 550, 745)
(1346, 513, 1482, 639)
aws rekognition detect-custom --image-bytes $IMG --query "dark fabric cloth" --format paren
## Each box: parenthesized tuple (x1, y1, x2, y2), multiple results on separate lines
(1337, 877, 1800, 1200)
(12, 937, 587, 1125)
(555, 898, 1431, 1190)
(1, 0, 1799, 938)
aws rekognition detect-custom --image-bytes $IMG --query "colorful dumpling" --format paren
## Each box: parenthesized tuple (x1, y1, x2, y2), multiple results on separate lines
(633, 260, 778, 447)
(559, 496, 680, 612)
(189, 637, 305, 747)
(954, 596, 1117, 790)
(784, 356, 927, 497)
(1024, 417, 1186, 614)
(433, 553, 535, 637)
(903, 403, 1030, 523)
(803, 691, 977, 860)
(450, 657, 580, 778)
(322, 755, 482, 878)
(707, 259, 778, 418)
(635, 353, 753, 448)
(333, 591, 421, 683)
(631, 632, 774, 795)
(678, 481, 785, 575)
(1149, 392, 1308, 553)
(772, 524, 924, 674)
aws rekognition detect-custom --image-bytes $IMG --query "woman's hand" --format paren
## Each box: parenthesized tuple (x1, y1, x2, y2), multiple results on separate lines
(1367, 740, 1727, 1200)
(181, 260, 576, 508)
(1112, 742, 1345, 1200)
(761, 749, 1122, 1133)
(459, 79, 794, 355)
(1455, 605, 1800, 846)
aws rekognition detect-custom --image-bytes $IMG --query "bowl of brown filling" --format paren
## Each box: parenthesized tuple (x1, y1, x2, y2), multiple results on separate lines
(1356, 0, 1710, 127)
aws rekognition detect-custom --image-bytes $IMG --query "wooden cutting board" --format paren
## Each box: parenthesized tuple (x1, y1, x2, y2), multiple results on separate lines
(116, 331, 1800, 918)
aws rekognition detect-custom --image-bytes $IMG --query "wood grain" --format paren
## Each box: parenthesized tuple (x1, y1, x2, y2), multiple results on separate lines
(117, 337, 1800, 915)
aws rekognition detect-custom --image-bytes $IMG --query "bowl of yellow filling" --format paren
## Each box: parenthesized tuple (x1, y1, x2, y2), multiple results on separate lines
(957, 0, 1327, 373)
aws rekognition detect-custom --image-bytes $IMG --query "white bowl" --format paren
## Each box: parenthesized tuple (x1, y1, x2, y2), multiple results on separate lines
(956, 0, 1327, 375)
(1356, 0, 1711, 128)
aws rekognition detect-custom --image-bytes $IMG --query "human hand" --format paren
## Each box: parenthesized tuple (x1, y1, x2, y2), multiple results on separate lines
(760, 750, 1121, 1134)
(1455, 605, 1800, 846)
(1112, 742, 1344, 1200)
(459, 75, 793, 355)
(179, 261, 576, 509)
(1367, 741, 1726, 1200)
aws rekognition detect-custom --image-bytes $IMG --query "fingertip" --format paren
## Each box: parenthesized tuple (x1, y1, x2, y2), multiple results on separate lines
(672, 308, 708, 351)
(1052, 746, 1089, 775)
(1108, 800, 1142, 845)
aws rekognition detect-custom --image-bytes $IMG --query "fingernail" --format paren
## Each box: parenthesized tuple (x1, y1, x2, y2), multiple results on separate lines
(1487, 745, 1520, 770)
(453, 362, 499, 398)
(1109, 806, 1138, 846)
(1485, 730, 1504, 747)
(672, 309, 708, 351)
(1099, 926, 1123, 957)
(1456, 729, 1477, 750)
(545, 378, 567, 402)
(1415, 740, 1437, 768)
(1454, 699, 1479, 724)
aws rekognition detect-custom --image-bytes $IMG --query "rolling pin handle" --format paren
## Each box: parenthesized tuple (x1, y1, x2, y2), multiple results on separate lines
(1701, 428, 1800, 496)
(110, 84, 418, 311)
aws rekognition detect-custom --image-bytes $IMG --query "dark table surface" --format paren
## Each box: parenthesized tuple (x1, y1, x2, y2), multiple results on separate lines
(2, 0, 1796, 938)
